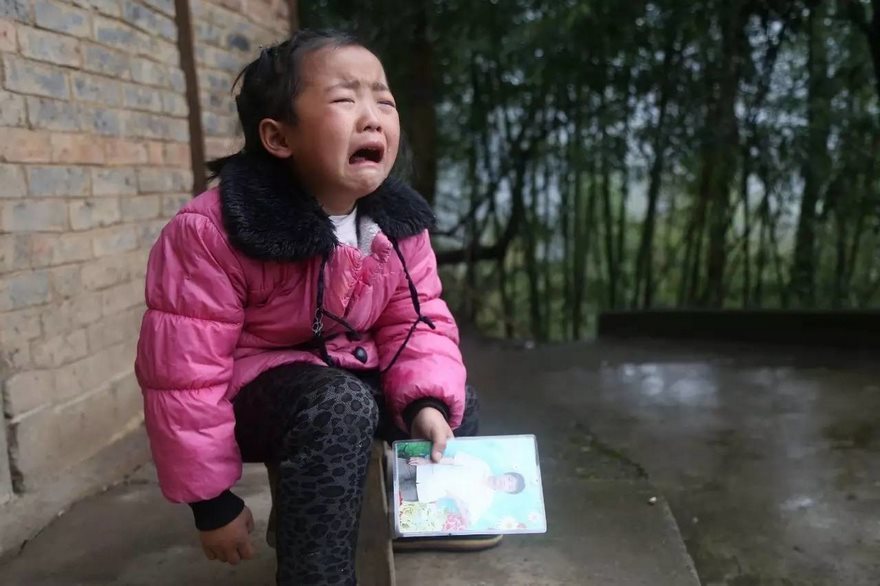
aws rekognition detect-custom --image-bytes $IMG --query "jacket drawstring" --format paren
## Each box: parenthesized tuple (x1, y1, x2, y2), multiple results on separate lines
(312, 254, 358, 368)
(381, 238, 436, 373)
(311, 239, 435, 372)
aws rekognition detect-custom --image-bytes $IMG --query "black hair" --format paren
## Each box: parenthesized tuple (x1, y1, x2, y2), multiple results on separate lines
(206, 29, 362, 179)
(206, 28, 414, 183)
(506, 472, 526, 494)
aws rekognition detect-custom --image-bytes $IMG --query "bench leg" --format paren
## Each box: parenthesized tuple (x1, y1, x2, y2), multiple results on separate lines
(356, 440, 396, 586)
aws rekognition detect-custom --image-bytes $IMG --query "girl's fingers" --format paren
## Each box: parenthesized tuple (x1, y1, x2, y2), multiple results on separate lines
(238, 539, 256, 560)
(203, 545, 217, 561)
(226, 549, 241, 565)
(431, 429, 448, 462)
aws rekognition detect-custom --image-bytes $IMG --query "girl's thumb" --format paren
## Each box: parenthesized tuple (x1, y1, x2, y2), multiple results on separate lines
(431, 435, 447, 462)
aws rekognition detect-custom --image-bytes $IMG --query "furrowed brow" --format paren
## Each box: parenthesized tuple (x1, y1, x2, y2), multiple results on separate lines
(326, 79, 360, 92)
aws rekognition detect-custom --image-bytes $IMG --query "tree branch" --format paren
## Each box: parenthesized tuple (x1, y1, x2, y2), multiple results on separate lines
(435, 79, 551, 265)
(436, 129, 544, 265)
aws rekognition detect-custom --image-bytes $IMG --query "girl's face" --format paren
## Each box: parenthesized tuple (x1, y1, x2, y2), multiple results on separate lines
(282, 45, 400, 212)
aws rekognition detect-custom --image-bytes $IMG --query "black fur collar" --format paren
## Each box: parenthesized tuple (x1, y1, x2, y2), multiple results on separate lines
(218, 153, 435, 261)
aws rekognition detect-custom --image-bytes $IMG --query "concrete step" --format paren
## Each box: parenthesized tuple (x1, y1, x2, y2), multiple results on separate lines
(396, 478, 698, 586)
(0, 460, 698, 586)
(0, 337, 702, 585)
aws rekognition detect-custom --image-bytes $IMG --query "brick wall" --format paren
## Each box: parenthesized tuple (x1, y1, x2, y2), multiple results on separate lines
(0, 0, 192, 494)
(191, 0, 289, 162)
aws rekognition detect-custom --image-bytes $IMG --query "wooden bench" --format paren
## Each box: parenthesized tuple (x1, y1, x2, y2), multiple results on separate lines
(355, 440, 396, 585)
(266, 439, 396, 585)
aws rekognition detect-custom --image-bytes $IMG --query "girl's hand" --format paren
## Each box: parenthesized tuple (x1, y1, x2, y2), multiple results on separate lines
(199, 506, 255, 565)
(410, 406, 454, 462)
(408, 456, 430, 466)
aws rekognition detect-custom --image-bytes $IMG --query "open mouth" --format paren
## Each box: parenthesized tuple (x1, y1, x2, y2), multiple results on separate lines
(349, 145, 384, 165)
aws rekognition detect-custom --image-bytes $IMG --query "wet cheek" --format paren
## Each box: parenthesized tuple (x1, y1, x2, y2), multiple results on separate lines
(385, 136, 400, 163)
(313, 113, 350, 142)
(310, 134, 345, 162)
(386, 122, 401, 144)
(382, 111, 400, 136)
(387, 131, 400, 150)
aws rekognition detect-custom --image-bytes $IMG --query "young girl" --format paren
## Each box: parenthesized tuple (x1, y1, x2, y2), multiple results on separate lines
(135, 29, 480, 585)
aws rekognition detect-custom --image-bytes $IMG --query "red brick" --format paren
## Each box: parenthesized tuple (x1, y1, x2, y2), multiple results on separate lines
(30, 232, 93, 267)
(163, 142, 191, 167)
(0, 129, 52, 163)
(0, 19, 16, 52)
(247, 0, 275, 28)
(147, 141, 164, 165)
(102, 138, 148, 165)
(51, 133, 105, 165)
(205, 136, 239, 160)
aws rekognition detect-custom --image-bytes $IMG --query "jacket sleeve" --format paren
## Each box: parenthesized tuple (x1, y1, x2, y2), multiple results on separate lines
(372, 230, 466, 432)
(135, 212, 246, 504)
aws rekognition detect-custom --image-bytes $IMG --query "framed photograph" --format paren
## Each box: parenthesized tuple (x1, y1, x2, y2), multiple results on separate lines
(391, 434, 547, 537)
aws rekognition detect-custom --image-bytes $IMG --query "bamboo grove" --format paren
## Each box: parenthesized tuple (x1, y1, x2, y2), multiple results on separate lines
(301, 0, 880, 341)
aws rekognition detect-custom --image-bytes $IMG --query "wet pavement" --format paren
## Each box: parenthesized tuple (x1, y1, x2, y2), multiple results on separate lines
(462, 337, 879, 586)
(1, 336, 877, 585)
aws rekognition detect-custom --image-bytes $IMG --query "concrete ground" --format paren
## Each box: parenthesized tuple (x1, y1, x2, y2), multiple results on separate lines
(2, 336, 878, 585)
(480, 337, 878, 586)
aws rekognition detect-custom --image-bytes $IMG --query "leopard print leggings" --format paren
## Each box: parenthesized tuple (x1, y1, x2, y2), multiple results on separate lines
(233, 363, 479, 586)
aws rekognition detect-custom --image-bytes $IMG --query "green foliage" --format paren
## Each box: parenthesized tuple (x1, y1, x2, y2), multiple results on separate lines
(301, 0, 880, 340)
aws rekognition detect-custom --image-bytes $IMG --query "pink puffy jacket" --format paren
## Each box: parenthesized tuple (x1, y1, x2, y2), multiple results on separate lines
(135, 154, 466, 504)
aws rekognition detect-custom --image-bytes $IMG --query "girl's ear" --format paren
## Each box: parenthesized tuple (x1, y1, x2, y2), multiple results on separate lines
(258, 118, 293, 159)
